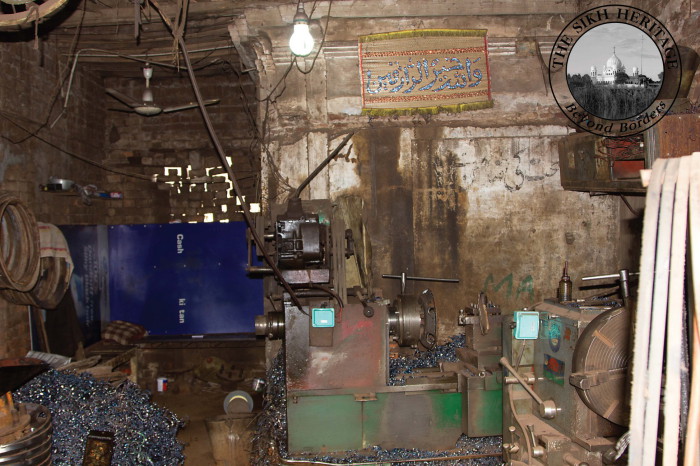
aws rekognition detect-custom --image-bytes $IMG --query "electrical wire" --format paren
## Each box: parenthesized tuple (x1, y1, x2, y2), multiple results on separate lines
(620, 194, 642, 217)
(294, 0, 332, 75)
(292, 131, 354, 199)
(58, 45, 236, 123)
(307, 284, 344, 312)
(147, 0, 308, 315)
(12, 0, 87, 140)
(0, 110, 156, 181)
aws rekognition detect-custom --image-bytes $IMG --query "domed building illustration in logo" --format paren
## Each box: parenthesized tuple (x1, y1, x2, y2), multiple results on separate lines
(588, 48, 652, 87)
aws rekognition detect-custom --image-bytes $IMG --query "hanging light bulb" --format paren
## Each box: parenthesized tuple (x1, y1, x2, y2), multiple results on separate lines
(289, 3, 314, 57)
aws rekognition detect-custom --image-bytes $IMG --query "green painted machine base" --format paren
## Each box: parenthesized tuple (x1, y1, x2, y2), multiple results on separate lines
(287, 389, 462, 454)
(461, 373, 503, 437)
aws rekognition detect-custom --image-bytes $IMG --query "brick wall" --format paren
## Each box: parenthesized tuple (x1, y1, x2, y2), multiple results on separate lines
(104, 72, 259, 223)
(0, 37, 259, 358)
(0, 36, 118, 357)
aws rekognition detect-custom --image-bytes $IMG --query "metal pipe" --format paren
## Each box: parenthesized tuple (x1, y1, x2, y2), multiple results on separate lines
(278, 452, 502, 465)
(70, 45, 236, 60)
(581, 271, 639, 281)
(381, 274, 460, 283)
(292, 132, 355, 199)
(247, 266, 274, 274)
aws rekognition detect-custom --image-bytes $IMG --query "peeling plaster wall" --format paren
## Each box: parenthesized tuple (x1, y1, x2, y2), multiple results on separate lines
(349, 126, 619, 340)
(242, 0, 631, 342)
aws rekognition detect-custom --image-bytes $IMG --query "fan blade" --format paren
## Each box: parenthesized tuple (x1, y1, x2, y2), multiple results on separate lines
(106, 88, 141, 108)
(162, 98, 220, 113)
(107, 107, 136, 113)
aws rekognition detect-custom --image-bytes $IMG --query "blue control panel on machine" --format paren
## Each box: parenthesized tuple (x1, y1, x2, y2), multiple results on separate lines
(312, 308, 335, 328)
(514, 311, 540, 339)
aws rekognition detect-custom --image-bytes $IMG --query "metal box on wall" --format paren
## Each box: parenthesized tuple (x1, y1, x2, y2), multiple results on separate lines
(559, 114, 700, 194)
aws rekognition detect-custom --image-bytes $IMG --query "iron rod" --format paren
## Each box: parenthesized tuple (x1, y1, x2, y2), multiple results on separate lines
(582, 271, 638, 281)
(382, 274, 459, 283)
(292, 132, 355, 199)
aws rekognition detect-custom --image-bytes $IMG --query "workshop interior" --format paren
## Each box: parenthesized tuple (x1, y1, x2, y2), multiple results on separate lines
(0, 0, 699, 465)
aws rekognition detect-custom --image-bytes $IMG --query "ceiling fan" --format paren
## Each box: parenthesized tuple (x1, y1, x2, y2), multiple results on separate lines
(105, 64, 220, 116)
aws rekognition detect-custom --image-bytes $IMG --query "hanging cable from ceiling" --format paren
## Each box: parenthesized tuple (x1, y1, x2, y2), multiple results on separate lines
(148, 0, 311, 314)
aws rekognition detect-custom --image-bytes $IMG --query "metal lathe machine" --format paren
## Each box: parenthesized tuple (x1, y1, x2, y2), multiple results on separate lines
(251, 192, 632, 464)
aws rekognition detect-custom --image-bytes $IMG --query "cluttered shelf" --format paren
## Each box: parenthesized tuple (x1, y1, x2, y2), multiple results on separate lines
(41, 177, 123, 203)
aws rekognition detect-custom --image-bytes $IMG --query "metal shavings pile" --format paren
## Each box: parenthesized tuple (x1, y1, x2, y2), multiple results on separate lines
(13, 369, 184, 465)
(252, 345, 502, 465)
(307, 436, 502, 465)
(250, 350, 289, 464)
(389, 334, 466, 386)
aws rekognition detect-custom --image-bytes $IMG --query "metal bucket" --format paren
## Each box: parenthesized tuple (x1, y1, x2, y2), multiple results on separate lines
(204, 413, 255, 466)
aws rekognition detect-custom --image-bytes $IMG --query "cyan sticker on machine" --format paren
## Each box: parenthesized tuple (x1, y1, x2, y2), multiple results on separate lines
(514, 311, 539, 339)
(312, 308, 335, 328)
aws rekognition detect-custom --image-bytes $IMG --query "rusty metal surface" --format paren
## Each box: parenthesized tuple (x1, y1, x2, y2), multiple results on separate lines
(503, 300, 628, 465)
(557, 133, 647, 193)
(285, 302, 388, 391)
(650, 113, 700, 159)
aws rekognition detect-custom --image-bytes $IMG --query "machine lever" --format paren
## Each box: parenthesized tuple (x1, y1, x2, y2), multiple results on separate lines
(582, 269, 637, 308)
(500, 357, 557, 419)
(526, 424, 545, 458)
(382, 272, 459, 294)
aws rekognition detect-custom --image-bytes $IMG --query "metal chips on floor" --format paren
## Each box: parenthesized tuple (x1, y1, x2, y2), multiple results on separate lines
(13, 369, 185, 465)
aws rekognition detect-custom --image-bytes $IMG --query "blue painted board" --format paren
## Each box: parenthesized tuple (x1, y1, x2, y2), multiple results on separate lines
(59, 225, 110, 346)
(108, 222, 261, 335)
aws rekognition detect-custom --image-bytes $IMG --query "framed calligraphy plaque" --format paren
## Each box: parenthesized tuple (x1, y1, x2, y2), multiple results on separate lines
(359, 29, 492, 116)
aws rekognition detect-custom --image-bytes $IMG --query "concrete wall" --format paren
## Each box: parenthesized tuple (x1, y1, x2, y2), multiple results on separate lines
(240, 0, 628, 341)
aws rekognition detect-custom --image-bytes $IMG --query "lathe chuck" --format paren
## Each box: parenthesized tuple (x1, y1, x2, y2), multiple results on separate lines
(571, 306, 630, 426)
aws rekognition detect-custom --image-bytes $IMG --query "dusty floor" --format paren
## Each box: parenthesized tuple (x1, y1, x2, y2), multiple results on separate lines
(153, 388, 261, 465)
(152, 390, 222, 464)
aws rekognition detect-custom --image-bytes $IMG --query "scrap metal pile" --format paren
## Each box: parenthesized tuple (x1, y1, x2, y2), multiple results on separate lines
(13, 369, 184, 465)
(389, 333, 467, 386)
(252, 346, 502, 465)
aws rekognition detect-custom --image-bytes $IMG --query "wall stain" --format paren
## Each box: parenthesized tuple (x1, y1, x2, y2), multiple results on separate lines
(484, 273, 535, 303)
(461, 139, 559, 192)
(0, 142, 23, 182)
